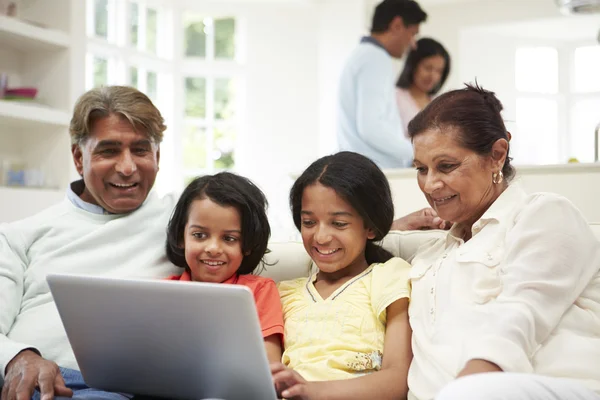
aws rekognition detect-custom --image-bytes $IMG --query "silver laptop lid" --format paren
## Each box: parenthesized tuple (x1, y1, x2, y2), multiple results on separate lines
(47, 274, 278, 400)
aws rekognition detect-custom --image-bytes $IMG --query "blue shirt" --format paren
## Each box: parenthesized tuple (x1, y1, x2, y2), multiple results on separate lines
(336, 37, 412, 169)
(66, 180, 106, 214)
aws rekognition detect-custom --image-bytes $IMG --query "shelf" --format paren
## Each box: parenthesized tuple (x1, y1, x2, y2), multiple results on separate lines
(0, 15, 71, 52)
(0, 100, 70, 129)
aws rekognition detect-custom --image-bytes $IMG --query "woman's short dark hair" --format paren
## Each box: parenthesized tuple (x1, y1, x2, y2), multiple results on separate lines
(408, 83, 515, 181)
(371, 0, 427, 33)
(397, 37, 451, 95)
(166, 172, 271, 275)
(290, 151, 394, 265)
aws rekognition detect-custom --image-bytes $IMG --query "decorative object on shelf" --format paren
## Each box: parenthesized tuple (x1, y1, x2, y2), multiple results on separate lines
(0, 73, 7, 98)
(0, 158, 46, 187)
(3, 87, 37, 100)
(0, 0, 16, 16)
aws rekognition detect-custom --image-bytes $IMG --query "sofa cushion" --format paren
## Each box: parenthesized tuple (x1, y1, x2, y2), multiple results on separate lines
(260, 225, 600, 283)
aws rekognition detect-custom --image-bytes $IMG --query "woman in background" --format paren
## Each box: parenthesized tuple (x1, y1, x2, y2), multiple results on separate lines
(396, 37, 450, 135)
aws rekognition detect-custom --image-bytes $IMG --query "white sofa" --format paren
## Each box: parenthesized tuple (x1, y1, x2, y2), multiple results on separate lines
(260, 223, 600, 283)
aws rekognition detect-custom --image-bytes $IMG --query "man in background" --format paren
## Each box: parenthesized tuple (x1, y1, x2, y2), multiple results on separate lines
(337, 0, 427, 169)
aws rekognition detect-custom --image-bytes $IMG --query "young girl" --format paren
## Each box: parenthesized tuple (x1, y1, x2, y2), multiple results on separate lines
(165, 172, 283, 364)
(271, 152, 413, 400)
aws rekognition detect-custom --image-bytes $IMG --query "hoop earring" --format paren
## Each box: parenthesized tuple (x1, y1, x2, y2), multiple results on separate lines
(492, 170, 504, 184)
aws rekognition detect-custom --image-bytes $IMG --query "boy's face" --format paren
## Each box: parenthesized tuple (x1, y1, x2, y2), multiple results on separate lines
(183, 198, 244, 283)
(389, 17, 420, 58)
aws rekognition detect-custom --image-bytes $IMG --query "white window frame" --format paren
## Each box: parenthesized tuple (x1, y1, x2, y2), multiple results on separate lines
(514, 40, 600, 164)
(86, 0, 245, 193)
(176, 11, 243, 182)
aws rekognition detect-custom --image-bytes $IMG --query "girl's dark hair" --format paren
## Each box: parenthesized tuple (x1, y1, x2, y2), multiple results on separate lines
(408, 83, 515, 181)
(290, 151, 394, 265)
(397, 37, 451, 95)
(166, 172, 271, 275)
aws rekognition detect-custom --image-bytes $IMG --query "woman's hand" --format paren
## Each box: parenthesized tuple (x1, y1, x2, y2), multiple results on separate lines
(457, 359, 502, 378)
(270, 362, 320, 400)
(391, 208, 451, 231)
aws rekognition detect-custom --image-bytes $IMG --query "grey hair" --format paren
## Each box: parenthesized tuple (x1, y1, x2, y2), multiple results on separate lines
(69, 86, 166, 145)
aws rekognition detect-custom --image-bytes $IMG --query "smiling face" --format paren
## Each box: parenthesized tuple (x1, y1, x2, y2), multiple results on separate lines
(183, 197, 244, 283)
(413, 54, 446, 94)
(72, 114, 160, 214)
(412, 128, 507, 227)
(300, 183, 375, 278)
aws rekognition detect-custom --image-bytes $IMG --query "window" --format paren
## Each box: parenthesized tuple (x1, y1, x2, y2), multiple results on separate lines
(182, 13, 239, 180)
(574, 46, 600, 93)
(514, 44, 600, 164)
(515, 46, 560, 164)
(515, 47, 558, 94)
(86, 1, 243, 192)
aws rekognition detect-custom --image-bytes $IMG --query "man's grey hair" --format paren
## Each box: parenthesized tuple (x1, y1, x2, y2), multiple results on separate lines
(69, 86, 166, 145)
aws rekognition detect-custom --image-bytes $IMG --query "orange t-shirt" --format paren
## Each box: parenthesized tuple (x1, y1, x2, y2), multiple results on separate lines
(168, 271, 284, 340)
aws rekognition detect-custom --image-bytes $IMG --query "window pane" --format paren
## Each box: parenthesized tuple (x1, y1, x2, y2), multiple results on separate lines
(515, 47, 558, 94)
(130, 2, 139, 48)
(214, 18, 235, 59)
(94, 0, 108, 38)
(184, 15, 207, 57)
(130, 67, 138, 88)
(93, 57, 108, 88)
(185, 77, 206, 118)
(574, 46, 600, 93)
(515, 98, 559, 164)
(183, 125, 207, 170)
(570, 99, 600, 163)
(213, 126, 236, 169)
(147, 71, 157, 100)
(146, 8, 158, 54)
(215, 78, 235, 120)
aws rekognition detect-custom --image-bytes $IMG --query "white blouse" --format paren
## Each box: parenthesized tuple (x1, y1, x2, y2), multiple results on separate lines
(407, 183, 600, 400)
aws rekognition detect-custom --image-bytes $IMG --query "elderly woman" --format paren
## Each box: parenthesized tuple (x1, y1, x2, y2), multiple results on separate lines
(404, 84, 600, 400)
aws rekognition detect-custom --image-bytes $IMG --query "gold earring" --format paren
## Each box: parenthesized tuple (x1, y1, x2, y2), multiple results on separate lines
(492, 170, 504, 184)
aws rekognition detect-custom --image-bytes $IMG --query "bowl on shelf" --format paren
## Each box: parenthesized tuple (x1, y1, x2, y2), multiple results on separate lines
(3, 87, 38, 100)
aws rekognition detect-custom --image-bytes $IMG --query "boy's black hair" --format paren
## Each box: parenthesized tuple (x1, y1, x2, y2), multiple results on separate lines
(290, 151, 395, 265)
(166, 172, 271, 275)
(371, 0, 427, 34)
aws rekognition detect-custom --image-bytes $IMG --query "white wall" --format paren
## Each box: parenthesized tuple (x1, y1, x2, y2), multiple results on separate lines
(417, 0, 562, 90)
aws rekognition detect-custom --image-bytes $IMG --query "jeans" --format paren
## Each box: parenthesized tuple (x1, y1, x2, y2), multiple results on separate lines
(31, 367, 133, 400)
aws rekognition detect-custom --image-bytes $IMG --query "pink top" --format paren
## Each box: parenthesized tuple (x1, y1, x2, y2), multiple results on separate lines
(396, 88, 422, 137)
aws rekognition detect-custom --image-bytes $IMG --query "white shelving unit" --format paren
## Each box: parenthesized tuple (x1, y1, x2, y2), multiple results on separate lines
(0, 0, 85, 223)
(0, 14, 71, 51)
(0, 99, 71, 129)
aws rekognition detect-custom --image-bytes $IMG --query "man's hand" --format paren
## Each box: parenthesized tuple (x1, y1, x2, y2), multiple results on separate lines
(457, 359, 502, 378)
(1, 350, 72, 400)
(391, 208, 451, 231)
(271, 362, 320, 400)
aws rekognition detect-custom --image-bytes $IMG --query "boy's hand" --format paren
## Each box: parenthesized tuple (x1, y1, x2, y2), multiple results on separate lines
(270, 362, 319, 400)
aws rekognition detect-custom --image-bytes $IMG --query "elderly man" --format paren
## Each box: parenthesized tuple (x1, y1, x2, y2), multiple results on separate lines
(0, 86, 179, 400)
(0, 85, 444, 400)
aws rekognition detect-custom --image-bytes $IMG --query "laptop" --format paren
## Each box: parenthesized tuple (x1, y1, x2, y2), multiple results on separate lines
(46, 274, 279, 400)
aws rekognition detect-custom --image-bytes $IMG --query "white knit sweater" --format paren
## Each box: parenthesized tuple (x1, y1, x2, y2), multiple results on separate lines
(0, 192, 180, 378)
